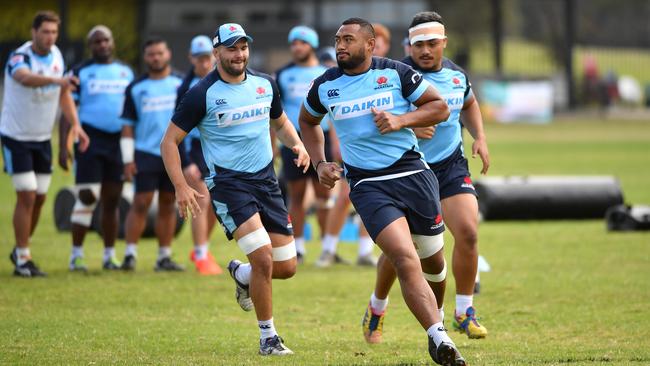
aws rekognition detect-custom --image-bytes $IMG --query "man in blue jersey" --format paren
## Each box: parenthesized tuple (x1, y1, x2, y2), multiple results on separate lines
(299, 18, 466, 365)
(160, 23, 309, 356)
(59, 25, 134, 271)
(177, 35, 222, 275)
(1, 11, 89, 277)
(120, 37, 184, 272)
(362, 11, 491, 342)
(275, 26, 333, 264)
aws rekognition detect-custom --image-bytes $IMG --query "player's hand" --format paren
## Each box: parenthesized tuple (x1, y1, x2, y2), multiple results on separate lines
(291, 144, 310, 173)
(472, 137, 490, 174)
(175, 183, 204, 220)
(74, 124, 90, 153)
(57, 75, 79, 91)
(371, 107, 404, 134)
(183, 163, 201, 181)
(414, 126, 435, 139)
(58, 147, 69, 171)
(316, 161, 343, 189)
(124, 162, 137, 182)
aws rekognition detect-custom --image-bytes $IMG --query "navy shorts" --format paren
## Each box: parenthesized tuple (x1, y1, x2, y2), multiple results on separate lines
(75, 124, 123, 184)
(281, 131, 332, 182)
(349, 169, 445, 241)
(133, 150, 174, 193)
(209, 162, 293, 241)
(1, 134, 52, 175)
(428, 145, 478, 200)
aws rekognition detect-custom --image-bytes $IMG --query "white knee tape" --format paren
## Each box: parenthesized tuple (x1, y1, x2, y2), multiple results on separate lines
(412, 233, 444, 259)
(423, 259, 447, 283)
(237, 228, 271, 255)
(316, 197, 335, 209)
(70, 200, 97, 227)
(272, 241, 296, 262)
(35, 174, 52, 195)
(11, 172, 37, 192)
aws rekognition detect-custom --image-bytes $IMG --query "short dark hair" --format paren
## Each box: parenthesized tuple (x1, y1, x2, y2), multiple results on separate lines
(409, 11, 444, 29)
(341, 17, 375, 38)
(143, 36, 167, 50)
(32, 10, 60, 30)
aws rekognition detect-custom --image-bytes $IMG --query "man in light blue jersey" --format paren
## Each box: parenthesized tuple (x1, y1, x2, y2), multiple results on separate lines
(58, 25, 134, 271)
(177, 35, 222, 275)
(363, 11, 491, 342)
(275, 25, 334, 264)
(160, 23, 309, 356)
(120, 37, 184, 272)
(299, 18, 466, 365)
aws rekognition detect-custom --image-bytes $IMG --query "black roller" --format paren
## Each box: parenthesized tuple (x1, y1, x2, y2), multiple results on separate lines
(53, 187, 76, 232)
(475, 176, 624, 220)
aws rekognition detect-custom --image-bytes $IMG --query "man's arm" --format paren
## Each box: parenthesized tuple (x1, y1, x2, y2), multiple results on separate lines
(161, 123, 202, 219)
(270, 112, 310, 173)
(59, 88, 89, 153)
(372, 85, 449, 134)
(461, 95, 490, 174)
(120, 125, 136, 182)
(298, 106, 341, 189)
(12, 67, 76, 88)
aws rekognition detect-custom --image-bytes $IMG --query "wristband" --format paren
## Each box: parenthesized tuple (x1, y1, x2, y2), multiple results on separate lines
(315, 160, 327, 171)
(120, 137, 135, 164)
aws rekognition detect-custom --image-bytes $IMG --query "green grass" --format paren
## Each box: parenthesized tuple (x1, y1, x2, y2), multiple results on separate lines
(1, 119, 650, 365)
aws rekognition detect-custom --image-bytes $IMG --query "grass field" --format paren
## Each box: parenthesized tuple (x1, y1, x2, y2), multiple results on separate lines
(1, 118, 649, 365)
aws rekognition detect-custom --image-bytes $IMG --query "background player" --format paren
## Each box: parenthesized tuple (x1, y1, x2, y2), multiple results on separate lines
(1, 11, 88, 277)
(177, 35, 222, 275)
(299, 18, 466, 365)
(275, 26, 333, 264)
(161, 23, 309, 355)
(362, 11, 491, 343)
(120, 37, 184, 272)
(59, 25, 134, 271)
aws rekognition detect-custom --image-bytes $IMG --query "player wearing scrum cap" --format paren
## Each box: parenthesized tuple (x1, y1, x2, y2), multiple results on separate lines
(59, 25, 134, 271)
(161, 23, 309, 355)
(1, 11, 89, 277)
(362, 11, 490, 344)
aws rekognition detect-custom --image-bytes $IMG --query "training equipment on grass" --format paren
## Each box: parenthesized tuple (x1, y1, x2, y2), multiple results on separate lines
(53, 186, 183, 238)
(605, 204, 650, 231)
(475, 176, 624, 220)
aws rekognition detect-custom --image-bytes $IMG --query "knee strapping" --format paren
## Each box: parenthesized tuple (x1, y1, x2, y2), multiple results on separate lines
(70, 183, 101, 227)
(272, 240, 296, 261)
(315, 197, 335, 210)
(35, 174, 52, 195)
(423, 259, 447, 283)
(11, 172, 37, 192)
(237, 228, 271, 255)
(412, 233, 444, 259)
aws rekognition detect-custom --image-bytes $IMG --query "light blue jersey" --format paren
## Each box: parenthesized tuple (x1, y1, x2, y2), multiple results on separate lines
(303, 57, 431, 180)
(171, 68, 283, 179)
(176, 69, 202, 141)
(403, 57, 473, 163)
(275, 63, 330, 132)
(71, 60, 134, 133)
(121, 73, 182, 156)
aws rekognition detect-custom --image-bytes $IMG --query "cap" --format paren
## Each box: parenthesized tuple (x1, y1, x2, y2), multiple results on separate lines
(288, 26, 319, 49)
(190, 35, 213, 56)
(213, 23, 253, 48)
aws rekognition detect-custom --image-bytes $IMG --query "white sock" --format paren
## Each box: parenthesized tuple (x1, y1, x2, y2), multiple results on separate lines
(125, 243, 138, 257)
(194, 243, 209, 260)
(16, 247, 31, 266)
(456, 294, 473, 316)
(103, 247, 115, 262)
(370, 292, 388, 313)
(71, 246, 84, 259)
(439, 306, 445, 323)
(258, 318, 278, 340)
(295, 237, 306, 255)
(427, 322, 454, 347)
(235, 263, 251, 285)
(321, 234, 338, 254)
(158, 247, 172, 261)
(358, 235, 374, 257)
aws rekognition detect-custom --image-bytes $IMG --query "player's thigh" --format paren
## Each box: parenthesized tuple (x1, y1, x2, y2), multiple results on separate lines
(441, 193, 479, 244)
(374, 216, 420, 265)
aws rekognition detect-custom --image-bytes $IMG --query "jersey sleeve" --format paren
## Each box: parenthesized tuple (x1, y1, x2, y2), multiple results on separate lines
(6, 52, 30, 76)
(121, 82, 138, 126)
(267, 77, 284, 119)
(171, 81, 207, 133)
(464, 76, 474, 101)
(68, 67, 81, 103)
(395, 61, 429, 103)
(303, 76, 326, 117)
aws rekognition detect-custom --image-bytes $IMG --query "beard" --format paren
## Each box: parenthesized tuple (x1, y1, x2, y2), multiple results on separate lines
(148, 61, 169, 73)
(337, 51, 366, 70)
(220, 57, 247, 77)
(293, 51, 311, 64)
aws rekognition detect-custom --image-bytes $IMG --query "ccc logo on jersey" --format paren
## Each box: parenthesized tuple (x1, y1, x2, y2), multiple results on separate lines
(327, 89, 339, 98)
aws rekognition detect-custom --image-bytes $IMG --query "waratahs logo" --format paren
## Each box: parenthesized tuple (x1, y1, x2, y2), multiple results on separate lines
(374, 75, 393, 90)
(256, 87, 266, 95)
(453, 77, 460, 85)
(229, 25, 237, 32)
(461, 176, 475, 190)
(430, 214, 444, 230)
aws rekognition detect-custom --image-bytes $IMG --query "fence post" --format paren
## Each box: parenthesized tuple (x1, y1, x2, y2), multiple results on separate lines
(491, 0, 503, 76)
(565, 0, 576, 108)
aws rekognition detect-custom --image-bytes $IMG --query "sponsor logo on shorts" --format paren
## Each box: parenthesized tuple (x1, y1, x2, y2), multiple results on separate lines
(461, 176, 475, 190)
(330, 91, 394, 120)
(430, 214, 444, 230)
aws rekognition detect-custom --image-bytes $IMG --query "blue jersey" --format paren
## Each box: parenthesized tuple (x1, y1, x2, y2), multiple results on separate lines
(70, 60, 134, 133)
(303, 57, 431, 181)
(275, 63, 330, 132)
(403, 57, 473, 163)
(171, 68, 283, 180)
(176, 69, 202, 141)
(121, 73, 182, 156)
